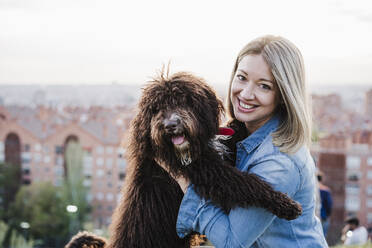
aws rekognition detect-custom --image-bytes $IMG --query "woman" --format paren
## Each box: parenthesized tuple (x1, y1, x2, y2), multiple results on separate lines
(172, 35, 328, 247)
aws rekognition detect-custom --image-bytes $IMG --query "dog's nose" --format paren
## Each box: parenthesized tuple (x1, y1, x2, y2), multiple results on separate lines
(164, 117, 180, 132)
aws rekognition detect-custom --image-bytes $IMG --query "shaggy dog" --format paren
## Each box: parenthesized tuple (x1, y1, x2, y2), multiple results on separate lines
(67, 71, 302, 248)
(105, 71, 302, 248)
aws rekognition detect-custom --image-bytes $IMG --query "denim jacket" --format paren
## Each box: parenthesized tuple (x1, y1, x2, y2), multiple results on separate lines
(176, 116, 328, 248)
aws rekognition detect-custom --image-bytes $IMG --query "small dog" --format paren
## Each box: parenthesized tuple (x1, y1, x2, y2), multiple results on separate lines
(105, 71, 302, 248)
(65, 231, 107, 248)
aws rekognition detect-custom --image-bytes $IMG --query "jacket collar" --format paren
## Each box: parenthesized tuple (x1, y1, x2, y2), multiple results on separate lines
(238, 115, 280, 154)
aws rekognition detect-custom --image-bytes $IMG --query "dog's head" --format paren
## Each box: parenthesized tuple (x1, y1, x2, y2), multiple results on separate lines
(135, 71, 224, 174)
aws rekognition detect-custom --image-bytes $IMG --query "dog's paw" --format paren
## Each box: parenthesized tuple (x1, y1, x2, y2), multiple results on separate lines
(270, 192, 303, 220)
(281, 201, 303, 220)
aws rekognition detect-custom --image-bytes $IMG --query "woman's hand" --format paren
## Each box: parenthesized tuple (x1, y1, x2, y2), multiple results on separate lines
(156, 160, 190, 193)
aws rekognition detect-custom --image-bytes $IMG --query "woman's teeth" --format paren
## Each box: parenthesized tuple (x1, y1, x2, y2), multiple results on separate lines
(239, 101, 256, 109)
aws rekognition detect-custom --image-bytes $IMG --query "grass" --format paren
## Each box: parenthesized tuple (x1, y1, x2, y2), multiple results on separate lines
(331, 241, 372, 248)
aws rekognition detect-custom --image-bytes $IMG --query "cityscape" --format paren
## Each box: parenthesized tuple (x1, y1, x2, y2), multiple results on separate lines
(0, 84, 371, 247)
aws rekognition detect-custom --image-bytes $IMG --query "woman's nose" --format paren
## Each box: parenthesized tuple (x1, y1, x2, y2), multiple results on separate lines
(240, 83, 255, 100)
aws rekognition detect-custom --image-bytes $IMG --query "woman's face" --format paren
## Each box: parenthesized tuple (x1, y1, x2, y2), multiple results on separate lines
(230, 54, 280, 133)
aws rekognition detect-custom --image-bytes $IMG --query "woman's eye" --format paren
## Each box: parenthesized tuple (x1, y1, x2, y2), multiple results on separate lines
(236, 74, 246, 81)
(260, 83, 272, 90)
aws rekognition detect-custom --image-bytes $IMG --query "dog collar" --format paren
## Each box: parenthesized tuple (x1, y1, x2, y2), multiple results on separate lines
(218, 127, 235, 136)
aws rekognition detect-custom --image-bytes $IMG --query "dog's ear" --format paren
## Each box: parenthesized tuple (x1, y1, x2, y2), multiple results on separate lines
(126, 107, 154, 165)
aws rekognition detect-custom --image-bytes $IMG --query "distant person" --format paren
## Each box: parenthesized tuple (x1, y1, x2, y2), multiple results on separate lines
(317, 171, 333, 237)
(342, 216, 368, 245)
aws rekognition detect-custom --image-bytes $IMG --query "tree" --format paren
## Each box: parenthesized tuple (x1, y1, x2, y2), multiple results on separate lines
(63, 140, 90, 235)
(0, 162, 21, 220)
(7, 182, 71, 247)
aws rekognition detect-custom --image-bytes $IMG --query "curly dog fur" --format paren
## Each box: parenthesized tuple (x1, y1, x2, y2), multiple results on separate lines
(68, 71, 302, 248)
(65, 231, 107, 248)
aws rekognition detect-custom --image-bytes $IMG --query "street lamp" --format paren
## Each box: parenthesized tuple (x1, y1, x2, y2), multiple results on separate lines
(20, 222, 30, 229)
(66, 205, 78, 213)
(66, 205, 78, 237)
(20, 221, 30, 239)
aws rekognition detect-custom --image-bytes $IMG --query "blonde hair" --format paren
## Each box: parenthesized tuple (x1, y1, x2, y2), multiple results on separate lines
(226, 35, 312, 153)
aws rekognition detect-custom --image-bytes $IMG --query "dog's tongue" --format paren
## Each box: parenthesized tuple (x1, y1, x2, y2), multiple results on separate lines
(171, 136, 185, 145)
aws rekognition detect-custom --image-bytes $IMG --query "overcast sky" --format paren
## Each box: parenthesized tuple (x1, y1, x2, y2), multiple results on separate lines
(1, 0, 372, 89)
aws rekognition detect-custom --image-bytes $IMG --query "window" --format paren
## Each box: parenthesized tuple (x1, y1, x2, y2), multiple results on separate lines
(116, 118, 123, 126)
(84, 156, 93, 168)
(347, 171, 361, 181)
(368, 171, 372, 180)
(22, 163, 30, 170)
(24, 144, 30, 152)
(84, 167, 92, 176)
(96, 158, 104, 167)
(119, 172, 126, 180)
(34, 143, 41, 152)
(22, 179, 31, 185)
(118, 159, 126, 170)
(55, 145, 63, 155)
(33, 153, 41, 163)
(347, 156, 361, 170)
(84, 147, 92, 156)
(54, 167, 64, 176)
(368, 213, 372, 224)
(106, 193, 113, 201)
(96, 169, 104, 177)
(55, 156, 63, 166)
(54, 178, 63, 187)
(117, 194, 122, 202)
(96, 146, 104, 154)
(117, 148, 125, 158)
(83, 179, 91, 187)
(0, 142, 4, 152)
(346, 184, 360, 195)
(367, 185, 372, 196)
(43, 156, 51, 163)
(86, 193, 93, 203)
(21, 152, 32, 164)
(96, 192, 104, 200)
(106, 158, 113, 168)
(43, 146, 49, 153)
(106, 147, 114, 154)
(367, 199, 372, 208)
(345, 196, 360, 211)
(106, 217, 112, 225)
(368, 157, 372, 166)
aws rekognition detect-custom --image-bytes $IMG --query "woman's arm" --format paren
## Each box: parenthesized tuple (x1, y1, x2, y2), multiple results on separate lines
(176, 154, 301, 248)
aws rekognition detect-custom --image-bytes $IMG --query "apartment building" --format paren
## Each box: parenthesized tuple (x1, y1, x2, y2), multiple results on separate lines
(0, 104, 133, 227)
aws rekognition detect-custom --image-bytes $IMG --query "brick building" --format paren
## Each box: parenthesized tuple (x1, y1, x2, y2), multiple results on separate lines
(366, 89, 372, 117)
(312, 132, 372, 245)
(0, 104, 133, 227)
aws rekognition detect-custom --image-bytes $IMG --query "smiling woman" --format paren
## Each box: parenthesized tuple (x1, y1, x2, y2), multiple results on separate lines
(173, 35, 329, 248)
